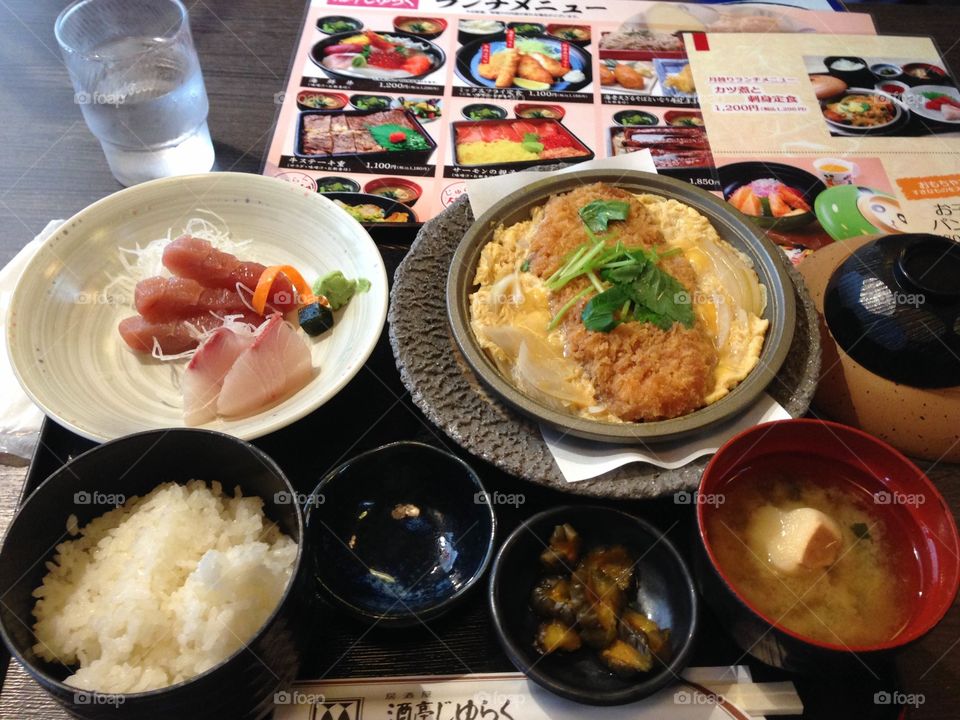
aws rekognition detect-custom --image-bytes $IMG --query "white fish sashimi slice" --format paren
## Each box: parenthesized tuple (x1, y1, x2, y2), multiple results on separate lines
(182, 327, 256, 426)
(942, 104, 960, 121)
(217, 314, 314, 419)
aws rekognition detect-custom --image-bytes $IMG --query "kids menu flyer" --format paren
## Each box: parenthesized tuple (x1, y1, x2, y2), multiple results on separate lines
(262, 0, 960, 256)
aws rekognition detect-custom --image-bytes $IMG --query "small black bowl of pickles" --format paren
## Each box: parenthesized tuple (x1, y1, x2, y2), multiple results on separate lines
(488, 506, 698, 705)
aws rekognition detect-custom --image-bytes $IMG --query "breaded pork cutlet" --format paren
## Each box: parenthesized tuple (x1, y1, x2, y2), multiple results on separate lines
(526, 183, 718, 421)
(527, 184, 662, 277)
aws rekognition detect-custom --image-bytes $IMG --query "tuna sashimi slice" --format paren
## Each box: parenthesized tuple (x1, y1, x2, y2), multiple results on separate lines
(182, 327, 257, 426)
(117, 312, 264, 355)
(499, 124, 521, 142)
(217, 314, 313, 418)
(511, 121, 539, 136)
(456, 126, 483, 144)
(162, 236, 297, 311)
(135, 276, 251, 323)
(536, 121, 559, 137)
(479, 124, 503, 143)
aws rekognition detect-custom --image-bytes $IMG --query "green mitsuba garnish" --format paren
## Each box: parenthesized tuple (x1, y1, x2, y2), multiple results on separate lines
(580, 249, 694, 332)
(545, 201, 691, 333)
(578, 200, 630, 234)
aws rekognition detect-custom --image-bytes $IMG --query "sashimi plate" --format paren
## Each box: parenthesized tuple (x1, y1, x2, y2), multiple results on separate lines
(7, 172, 388, 442)
(902, 84, 960, 124)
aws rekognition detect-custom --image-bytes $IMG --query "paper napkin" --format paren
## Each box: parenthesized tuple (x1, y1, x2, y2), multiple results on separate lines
(466, 151, 658, 218)
(0, 220, 62, 459)
(542, 394, 792, 482)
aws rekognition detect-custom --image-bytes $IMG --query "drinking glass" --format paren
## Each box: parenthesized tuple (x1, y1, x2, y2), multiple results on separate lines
(55, 0, 215, 186)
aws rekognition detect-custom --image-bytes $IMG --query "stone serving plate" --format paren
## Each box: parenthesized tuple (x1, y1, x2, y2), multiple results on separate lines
(389, 178, 821, 498)
(447, 170, 795, 444)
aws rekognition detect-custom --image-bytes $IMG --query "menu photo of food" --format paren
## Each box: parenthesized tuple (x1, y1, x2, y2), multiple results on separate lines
(599, 53, 697, 101)
(308, 14, 448, 92)
(611, 107, 704, 128)
(453, 20, 592, 98)
(716, 155, 909, 256)
(807, 54, 960, 137)
(303, 172, 424, 225)
(609, 109, 716, 188)
(445, 97, 594, 178)
(625, 2, 819, 37)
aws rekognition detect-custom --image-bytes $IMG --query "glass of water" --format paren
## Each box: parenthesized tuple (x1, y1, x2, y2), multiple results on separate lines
(55, 0, 215, 186)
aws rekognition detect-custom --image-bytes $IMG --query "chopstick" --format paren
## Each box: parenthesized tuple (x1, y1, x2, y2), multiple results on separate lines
(695, 680, 804, 716)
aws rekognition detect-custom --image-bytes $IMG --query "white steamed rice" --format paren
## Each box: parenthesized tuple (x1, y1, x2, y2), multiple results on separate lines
(31, 480, 297, 694)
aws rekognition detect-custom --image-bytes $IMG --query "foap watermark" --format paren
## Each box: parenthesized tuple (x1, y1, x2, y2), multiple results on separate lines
(874, 691, 925, 708)
(274, 690, 326, 706)
(74, 691, 125, 707)
(673, 290, 724, 307)
(674, 490, 725, 507)
(674, 689, 723, 706)
(74, 91, 125, 106)
(273, 91, 287, 106)
(892, 291, 925, 308)
(74, 290, 130, 306)
(474, 490, 525, 508)
(274, 490, 325, 508)
(74, 490, 125, 507)
(473, 690, 527, 711)
(874, 490, 926, 507)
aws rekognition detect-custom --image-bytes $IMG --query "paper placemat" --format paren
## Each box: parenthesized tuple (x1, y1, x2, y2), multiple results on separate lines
(273, 667, 803, 719)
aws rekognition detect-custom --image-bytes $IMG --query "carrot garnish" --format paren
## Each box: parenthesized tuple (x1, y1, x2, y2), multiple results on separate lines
(252, 265, 314, 314)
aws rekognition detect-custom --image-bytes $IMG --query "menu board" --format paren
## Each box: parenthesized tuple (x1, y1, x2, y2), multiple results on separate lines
(686, 32, 960, 262)
(262, 0, 875, 227)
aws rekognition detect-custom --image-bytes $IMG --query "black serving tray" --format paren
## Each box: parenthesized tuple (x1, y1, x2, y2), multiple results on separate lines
(0, 241, 905, 719)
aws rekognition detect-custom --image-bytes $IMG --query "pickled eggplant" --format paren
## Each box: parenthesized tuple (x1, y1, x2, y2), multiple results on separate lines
(540, 523, 581, 569)
(600, 639, 653, 675)
(530, 576, 577, 624)
(581, 545, 635, 591)
(576, 599, 618, 649)
(527, 523, 671, 676)
(622, 609, 671, 657)
(536, 620, 583, 654)
(571, 566, 626, 614)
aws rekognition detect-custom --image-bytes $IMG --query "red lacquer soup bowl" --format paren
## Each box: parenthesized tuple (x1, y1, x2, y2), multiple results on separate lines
(694, 418, 959, 673)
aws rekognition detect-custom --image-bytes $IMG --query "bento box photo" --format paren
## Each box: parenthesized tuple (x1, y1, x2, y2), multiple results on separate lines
(296, 108, 437, 164)
(451, 117, 594, 170)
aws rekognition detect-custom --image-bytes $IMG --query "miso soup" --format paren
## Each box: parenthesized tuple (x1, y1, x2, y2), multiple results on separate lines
(706, 453, 918, 647)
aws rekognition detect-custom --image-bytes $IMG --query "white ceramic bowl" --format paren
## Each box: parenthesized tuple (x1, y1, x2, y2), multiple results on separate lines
(7, 172, 388, 441)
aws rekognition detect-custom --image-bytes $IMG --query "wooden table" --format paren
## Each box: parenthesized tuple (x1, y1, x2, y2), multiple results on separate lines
(0, 2, 958, 718)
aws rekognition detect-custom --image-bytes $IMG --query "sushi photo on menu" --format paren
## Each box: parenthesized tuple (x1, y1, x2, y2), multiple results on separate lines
(309, 16, 447, 93)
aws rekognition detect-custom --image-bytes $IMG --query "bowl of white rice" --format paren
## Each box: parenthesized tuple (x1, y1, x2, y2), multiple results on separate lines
(0, 429, 309, 720)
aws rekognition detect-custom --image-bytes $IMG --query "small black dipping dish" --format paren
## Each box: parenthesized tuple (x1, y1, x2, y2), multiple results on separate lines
(305, 441, 496, 626)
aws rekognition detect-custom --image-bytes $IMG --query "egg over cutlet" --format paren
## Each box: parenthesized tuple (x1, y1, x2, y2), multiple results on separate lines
(469, 182, 769, 423)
